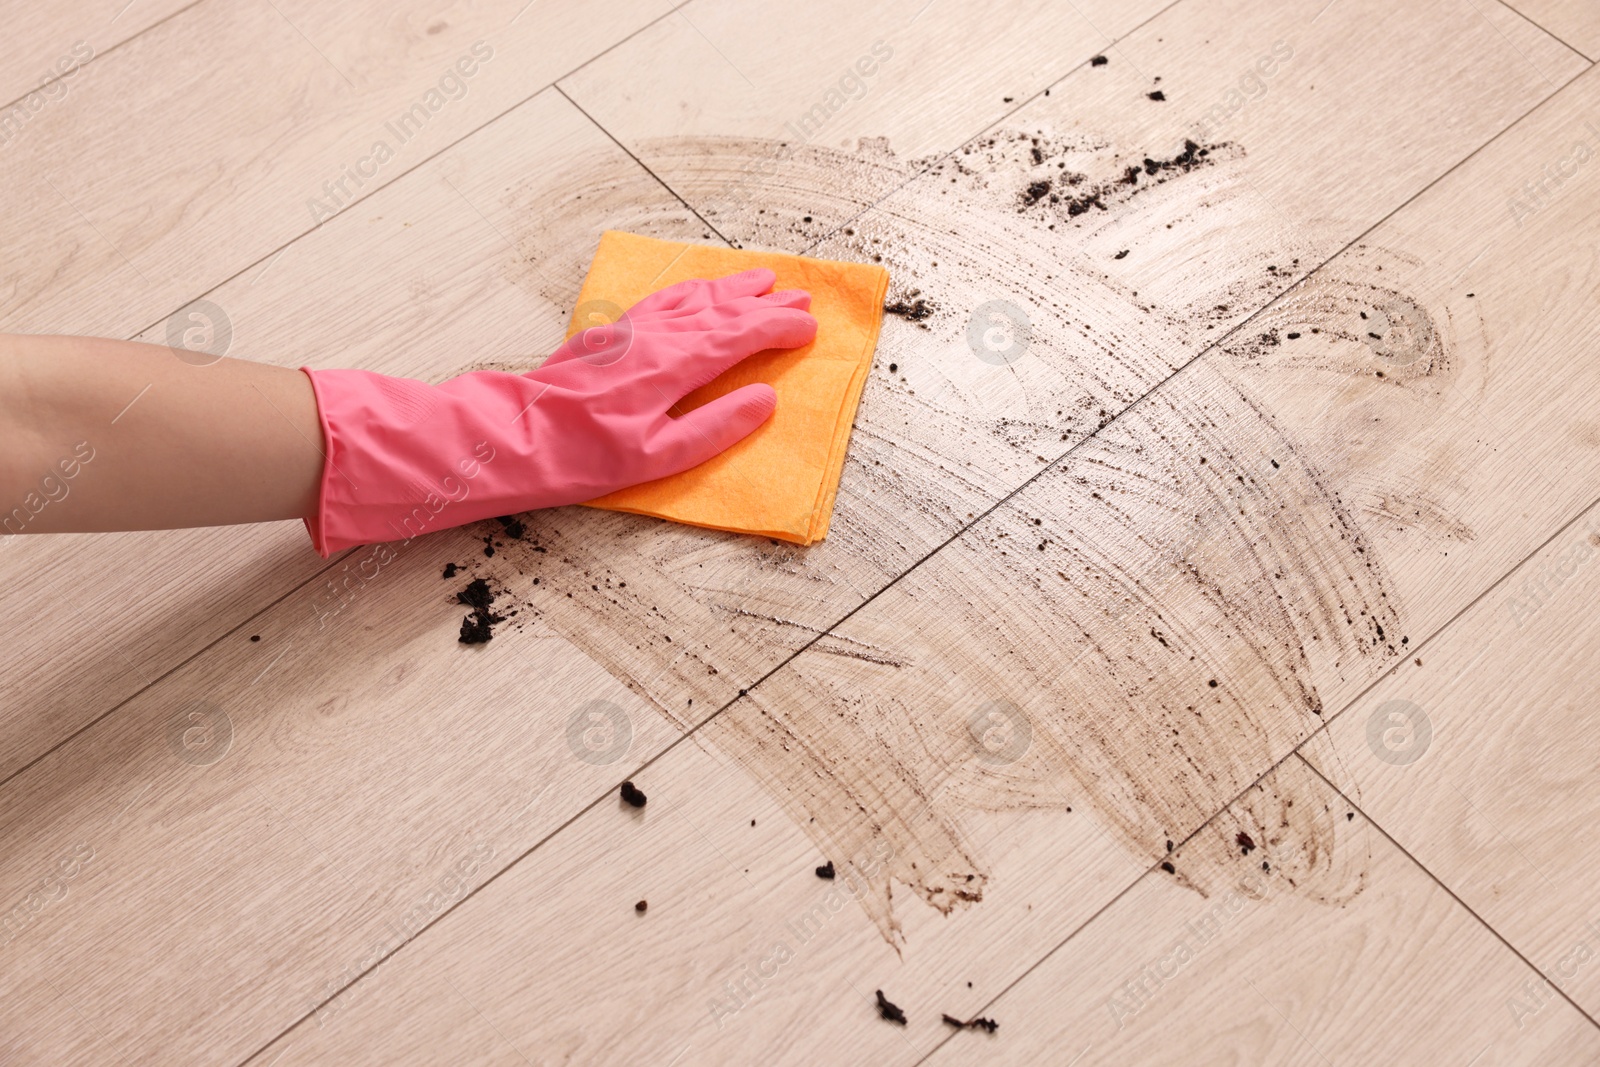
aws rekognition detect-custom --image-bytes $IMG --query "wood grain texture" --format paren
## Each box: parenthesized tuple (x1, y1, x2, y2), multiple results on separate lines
(1306, 513, 1600, 1007)
(235, 50, 1600, 1067)
(559, 0, 1171, 178)
(0, 43, 718, 780)
(1508, 0, 1600, 57)
(0, 0, 675, 340)
(0, 0, 193, 115)
(0, 527, 325, 781)
(920, 758, 1600, 1066)
(3, 1, 1596, 1064)
(561, 0, 1582, 248)
(0, 90, 702, 1065)
(502, 0, 1585, 734)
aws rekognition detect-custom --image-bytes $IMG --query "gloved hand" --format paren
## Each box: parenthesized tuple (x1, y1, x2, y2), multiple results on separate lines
(301, 269, 815, 556)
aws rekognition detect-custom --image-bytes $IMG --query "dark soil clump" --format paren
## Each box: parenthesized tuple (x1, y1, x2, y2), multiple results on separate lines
(884, 294, 936, 321)
(875, 990, 907, 1025)
(943, 1013, 1000, 1033)
(457, 578, 505, 644)
(620, 780, 647, 808)
(815, 861, 836, 880)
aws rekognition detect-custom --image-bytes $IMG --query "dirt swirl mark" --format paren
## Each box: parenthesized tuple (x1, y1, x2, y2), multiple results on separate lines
(451, 130, 1474, 943)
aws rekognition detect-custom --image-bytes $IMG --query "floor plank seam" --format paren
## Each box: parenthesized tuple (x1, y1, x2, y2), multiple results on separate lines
(163, 55, 1600, 1067)
(1496, 0, 1596, 62)
(0, 0, 208, 116)
(1298, 754, 1600, 1034)
(552, 83, 737, 248)
(116, 0, 701, 347)
(12, 0, 1200, 801)
(917, 485, 1600, 1065)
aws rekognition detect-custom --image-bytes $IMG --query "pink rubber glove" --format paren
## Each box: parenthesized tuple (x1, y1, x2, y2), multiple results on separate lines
(301, 269, 815, 556)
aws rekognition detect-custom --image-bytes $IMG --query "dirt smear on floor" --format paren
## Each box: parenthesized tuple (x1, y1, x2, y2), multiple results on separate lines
(465, 129, 1474, 943)
(704, 352, 1408, 943)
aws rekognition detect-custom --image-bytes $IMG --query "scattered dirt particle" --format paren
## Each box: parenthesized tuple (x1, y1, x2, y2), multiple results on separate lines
(620, 781, 648, 808)
(441, 563, 459, 579)
(884, 296, 936, 321)
(1114, 249, 1129, 259)
(635, 900, 648, 913)
(1236, 831, 1256, 855)
(1020, 178, 1053, 207)
(1090, 54, 1108, 66)
(496, 515, 526, 540)
(875, 990, 908, 1025)
(249, 635, 260, 643)
(816, 861, 836, 880)
(943, 1013, 1000, 1033)
(1148, 90, 1166, 101)
(1160, 861, 1176, 874)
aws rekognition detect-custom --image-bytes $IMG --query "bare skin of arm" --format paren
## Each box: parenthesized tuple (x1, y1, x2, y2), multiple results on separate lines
(0, 333, 324, 533)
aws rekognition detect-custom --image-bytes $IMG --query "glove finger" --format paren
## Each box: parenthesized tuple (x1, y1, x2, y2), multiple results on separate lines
(625, 277, 704, 318)
(759, 288, 812, 310)
(677, 268, 778, 311)
(662, 308, 816, 399)
(655, 383, 778, 470)
(538, 315, 637, 369)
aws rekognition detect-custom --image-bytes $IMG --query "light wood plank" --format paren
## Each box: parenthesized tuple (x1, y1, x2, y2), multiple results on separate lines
(561, 0, 1581, 248)
(1508, 0, 1600, 57)
(0, 0, 675, 339)
(920, 758, 1600, 1066)
(3, 3, 1592, 1063)
(502, 0, 1585, 764)
(0, 529, 326, 781)
(0, 0, 193, 116)
(0, 91, 704, 1064)
(559, 0, 1169, 219)
(1305, 506, 1600, 1016)
(0, 0, 681, 773)
(6, 0, 1574, 782)
(240, 57, 1600, 1067)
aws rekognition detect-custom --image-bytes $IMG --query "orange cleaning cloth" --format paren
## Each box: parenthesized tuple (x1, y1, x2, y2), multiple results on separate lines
(568, 230, 889, 545)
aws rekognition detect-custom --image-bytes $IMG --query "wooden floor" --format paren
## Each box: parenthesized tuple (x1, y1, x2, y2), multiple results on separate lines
(3, 0, 1599, 1062)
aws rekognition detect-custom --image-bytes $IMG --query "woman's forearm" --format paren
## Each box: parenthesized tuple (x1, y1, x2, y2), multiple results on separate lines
(1, 333, 324, 533)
